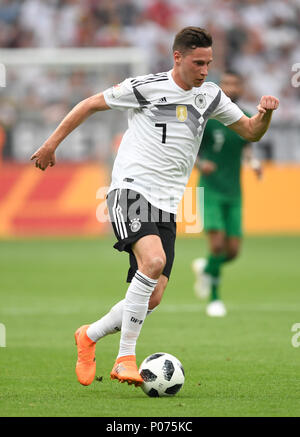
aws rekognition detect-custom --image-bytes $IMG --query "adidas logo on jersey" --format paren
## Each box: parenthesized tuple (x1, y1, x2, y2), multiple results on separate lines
(158, 97, 167, 103)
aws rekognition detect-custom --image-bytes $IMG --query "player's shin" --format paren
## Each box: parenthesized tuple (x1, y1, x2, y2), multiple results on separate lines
(117, 270, 158, 358)
(86, 295, 157, 343)
(204, 254, 227, 300)
(86, 299, 125, 342)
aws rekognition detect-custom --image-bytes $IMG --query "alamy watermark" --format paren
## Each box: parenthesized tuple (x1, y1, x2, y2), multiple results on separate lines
(0, 323, 6, 347)
(96, 186, 204, 234)
(0, 63, 6, 88)
(291, 323, 300, 348)
(291, 63, 300, 88)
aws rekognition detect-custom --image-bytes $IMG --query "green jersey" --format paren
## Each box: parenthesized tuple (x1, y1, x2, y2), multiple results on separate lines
(198, 112, 250, 199)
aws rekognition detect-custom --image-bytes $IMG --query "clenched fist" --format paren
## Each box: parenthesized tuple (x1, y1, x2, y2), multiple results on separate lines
(257, 95, 279, 114)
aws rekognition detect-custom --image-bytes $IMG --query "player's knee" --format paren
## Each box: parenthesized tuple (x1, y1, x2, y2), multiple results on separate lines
(142, 253, 166, 279)
(227, 247, 239, 260)
(150, 254, 166, 278)
(212, 243, 225, 256)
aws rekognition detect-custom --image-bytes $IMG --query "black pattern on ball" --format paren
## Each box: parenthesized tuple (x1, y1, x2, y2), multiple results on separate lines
(148, 388, 159, 397)
(139, 353, 185, 398)
(140, 369, 157, 382)
(165, 384, 183, 395)
(146, 353, 164, 363)
(162, 359, 175, 381)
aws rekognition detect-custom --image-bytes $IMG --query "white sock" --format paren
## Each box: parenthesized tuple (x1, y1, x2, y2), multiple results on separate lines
(87, 300, 125, 342)
(118, 270, 157, 358)
(86, 294, 157, 343)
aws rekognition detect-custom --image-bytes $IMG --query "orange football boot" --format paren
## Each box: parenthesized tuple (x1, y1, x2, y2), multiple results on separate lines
(110, 355, 143, 387)
(74, 324, 96, 386)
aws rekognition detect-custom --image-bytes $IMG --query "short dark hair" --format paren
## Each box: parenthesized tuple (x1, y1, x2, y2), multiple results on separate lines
(172, 27, 213, 54)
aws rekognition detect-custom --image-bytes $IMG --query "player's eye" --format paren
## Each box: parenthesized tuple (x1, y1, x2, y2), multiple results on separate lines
(194, 61, 212, 66)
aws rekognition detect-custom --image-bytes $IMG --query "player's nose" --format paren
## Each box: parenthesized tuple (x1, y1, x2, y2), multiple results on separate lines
(201, 65, 208, 76)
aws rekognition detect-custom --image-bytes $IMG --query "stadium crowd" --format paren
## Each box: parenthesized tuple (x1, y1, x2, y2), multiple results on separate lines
(0, 0, 300, 161)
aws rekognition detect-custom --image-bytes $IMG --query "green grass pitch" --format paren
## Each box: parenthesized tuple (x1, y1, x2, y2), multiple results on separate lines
(0, 235, 300, 417)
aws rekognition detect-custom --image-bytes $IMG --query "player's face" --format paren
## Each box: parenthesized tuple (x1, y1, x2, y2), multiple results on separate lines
(220, 74, 243, 102)
(173, 46, 213, 90)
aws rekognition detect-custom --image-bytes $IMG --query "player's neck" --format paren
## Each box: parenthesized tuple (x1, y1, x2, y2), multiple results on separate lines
(171, 68, 192, 91)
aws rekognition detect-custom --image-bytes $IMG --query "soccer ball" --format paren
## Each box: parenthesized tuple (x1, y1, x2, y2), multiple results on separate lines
(139, 352, 185, 397)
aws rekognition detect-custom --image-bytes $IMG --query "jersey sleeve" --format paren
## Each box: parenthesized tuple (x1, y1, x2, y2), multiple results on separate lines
(210, 89, 244, 126)
(103, 78, 140, 111)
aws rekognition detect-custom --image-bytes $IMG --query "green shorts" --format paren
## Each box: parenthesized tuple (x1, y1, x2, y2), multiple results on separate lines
(203, 191, 242, 237)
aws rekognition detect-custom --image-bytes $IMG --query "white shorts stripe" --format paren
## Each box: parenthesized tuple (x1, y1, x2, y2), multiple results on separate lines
(116, 204, 125, 239)
(117, 202, 128, 239)
(112, 190, 121, 237)
(112, 189, 128, 240)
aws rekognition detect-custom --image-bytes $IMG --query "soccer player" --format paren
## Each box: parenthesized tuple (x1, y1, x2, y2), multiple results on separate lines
(192, 71, 263, 318)
(30, 27, 279, 387)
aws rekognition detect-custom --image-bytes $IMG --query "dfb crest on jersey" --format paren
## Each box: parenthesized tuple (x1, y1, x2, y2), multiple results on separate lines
(129, 218, 141, 232)
(176, 105, 188, 122)
(194, 94, 206, 109)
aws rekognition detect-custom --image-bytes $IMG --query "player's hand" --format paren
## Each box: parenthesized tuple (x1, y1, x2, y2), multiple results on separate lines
(30, 144, 56, 171)
(249, 158, 263, 180)
(199, 160, 217, 175)
(257, 95, 279, 114)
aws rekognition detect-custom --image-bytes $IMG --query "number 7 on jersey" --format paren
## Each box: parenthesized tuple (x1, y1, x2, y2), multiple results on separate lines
(155, 123, 167, 144)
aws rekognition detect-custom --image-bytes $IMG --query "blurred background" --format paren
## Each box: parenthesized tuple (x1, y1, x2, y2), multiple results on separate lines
(0, 0, 299, 237)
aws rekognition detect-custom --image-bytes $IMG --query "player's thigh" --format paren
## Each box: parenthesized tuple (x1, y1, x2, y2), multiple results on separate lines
(207, 230, 226, 255)
(107, 189, 166, 279)
(224, 199, 242, 239)
(156, 217, 176, 280)
(132, 234, 166, 275)
(203, 195, 225, 234)
(127, 211, 176, 283)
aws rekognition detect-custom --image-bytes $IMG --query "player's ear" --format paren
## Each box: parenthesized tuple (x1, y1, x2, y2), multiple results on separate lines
(173, 50, 183, 65)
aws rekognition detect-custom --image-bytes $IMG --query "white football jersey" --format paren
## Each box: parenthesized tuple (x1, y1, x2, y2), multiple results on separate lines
(103, 70, 243, 214)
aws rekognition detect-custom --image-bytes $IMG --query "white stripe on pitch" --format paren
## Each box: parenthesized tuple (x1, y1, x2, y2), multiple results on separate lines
(2, 302, 299, 315)
(158, 303, 300, 313)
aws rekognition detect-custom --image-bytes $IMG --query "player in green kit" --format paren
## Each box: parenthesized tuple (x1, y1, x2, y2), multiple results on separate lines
(192, 71, 262, 317)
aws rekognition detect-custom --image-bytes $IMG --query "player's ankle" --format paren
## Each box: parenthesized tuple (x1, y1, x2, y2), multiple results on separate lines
(116, 355, 136, 363)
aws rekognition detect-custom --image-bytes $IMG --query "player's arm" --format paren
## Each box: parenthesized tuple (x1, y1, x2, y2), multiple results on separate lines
(228, 95, 279, 142)
(243, 145, 263, 179)
(31, 93, 110, 171)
